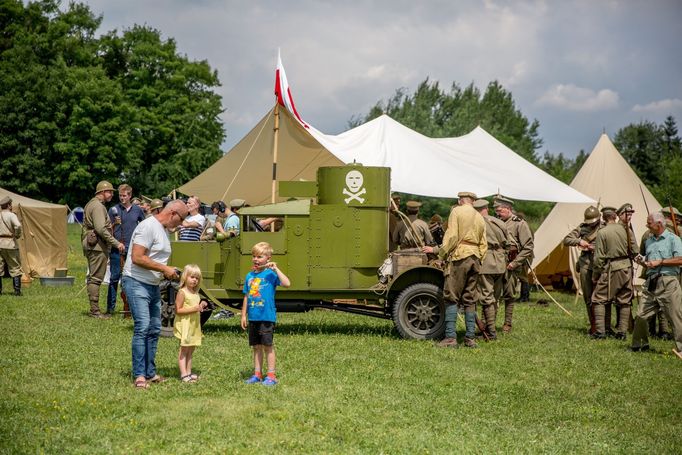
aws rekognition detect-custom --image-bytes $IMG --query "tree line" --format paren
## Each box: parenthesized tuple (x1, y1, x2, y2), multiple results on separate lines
(0, 0, 224, 208)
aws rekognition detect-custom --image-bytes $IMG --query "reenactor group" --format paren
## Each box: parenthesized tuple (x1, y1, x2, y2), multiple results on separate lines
(393, 192, 534, 348)
(563, 203, 682, 359)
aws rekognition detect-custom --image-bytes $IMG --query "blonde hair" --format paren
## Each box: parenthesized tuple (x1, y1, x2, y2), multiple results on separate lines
(179, 264, 202, 289)
(252, 241, 273, 257)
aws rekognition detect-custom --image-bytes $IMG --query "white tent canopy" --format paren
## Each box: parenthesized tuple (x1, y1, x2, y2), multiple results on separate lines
(309, 115, 594, 203)
(181, 107, 594, 205)
(532, 133, 661, 287)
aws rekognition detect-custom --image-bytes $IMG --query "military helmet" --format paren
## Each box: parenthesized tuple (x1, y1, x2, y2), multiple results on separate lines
(150, 199, 163, 211)
(584, 206, 600, 224)
(95, 180, 114, 194)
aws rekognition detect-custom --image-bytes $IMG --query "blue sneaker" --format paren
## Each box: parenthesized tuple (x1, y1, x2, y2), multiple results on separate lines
(245, 375, 262, 384)
(262, 376, 278, 386)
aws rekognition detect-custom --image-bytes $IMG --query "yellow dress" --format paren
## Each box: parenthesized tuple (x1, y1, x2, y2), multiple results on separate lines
(173, 288, 202, 346)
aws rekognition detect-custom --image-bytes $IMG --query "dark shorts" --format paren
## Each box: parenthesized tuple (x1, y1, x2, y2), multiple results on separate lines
(248, 321, 275, 346)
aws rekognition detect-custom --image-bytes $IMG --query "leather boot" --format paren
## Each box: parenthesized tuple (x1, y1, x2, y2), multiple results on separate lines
(502, 299, 514, 333)
(592, 304, 605, 338)
(587, 303, 596, 335)
(604, 303, 614, 336)
(616, 304, 630, 337)
(483, 304, 497, 339)
(12, 276, 21, 296)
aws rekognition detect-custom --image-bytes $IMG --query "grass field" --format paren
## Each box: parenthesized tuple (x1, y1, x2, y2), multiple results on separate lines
(1, 225, 680, 454)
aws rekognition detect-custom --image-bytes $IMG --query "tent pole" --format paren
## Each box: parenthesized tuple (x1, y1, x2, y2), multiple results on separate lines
(272, 104, 280, 205)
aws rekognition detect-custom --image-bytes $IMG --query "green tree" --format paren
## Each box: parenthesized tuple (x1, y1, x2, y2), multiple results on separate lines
(0, 1, 225, 207)
(614, 116, 681, 208)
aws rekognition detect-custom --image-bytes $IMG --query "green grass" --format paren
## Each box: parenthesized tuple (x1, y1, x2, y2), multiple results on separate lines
(1, 225, 680, 454)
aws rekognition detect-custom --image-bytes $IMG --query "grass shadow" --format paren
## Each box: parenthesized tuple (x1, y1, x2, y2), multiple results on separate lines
(201, 320, 395, 338)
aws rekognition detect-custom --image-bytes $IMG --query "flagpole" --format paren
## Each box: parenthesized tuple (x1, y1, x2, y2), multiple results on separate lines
(271, 103, 280, 206)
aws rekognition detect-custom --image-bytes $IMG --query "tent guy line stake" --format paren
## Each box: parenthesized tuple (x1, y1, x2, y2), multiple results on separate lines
(526, 259, 573, 317)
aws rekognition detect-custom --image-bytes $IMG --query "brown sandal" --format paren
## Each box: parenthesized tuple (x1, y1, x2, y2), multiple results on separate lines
(147, 375, 167, 384)
(134, 377, 149, 389)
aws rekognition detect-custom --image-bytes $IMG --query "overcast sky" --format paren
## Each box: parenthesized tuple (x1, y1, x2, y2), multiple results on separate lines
(77, 0, 682, 159)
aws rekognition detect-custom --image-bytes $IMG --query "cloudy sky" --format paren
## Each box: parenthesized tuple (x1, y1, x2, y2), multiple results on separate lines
(77, 0, 682, 159)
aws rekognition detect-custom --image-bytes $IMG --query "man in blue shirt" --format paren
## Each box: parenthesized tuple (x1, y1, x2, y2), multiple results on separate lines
(631, 212, 682, 359)
(107, 184, 145, 315)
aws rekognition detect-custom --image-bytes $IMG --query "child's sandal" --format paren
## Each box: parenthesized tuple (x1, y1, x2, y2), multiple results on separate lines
(189, 373, 200, 381)
(181, 375, 196, 383)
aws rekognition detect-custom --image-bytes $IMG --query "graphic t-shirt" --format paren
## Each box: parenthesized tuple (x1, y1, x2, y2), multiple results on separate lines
(243, 268, 281, 322)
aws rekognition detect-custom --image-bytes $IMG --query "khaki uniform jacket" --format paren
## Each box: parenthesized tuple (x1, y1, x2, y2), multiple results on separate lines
(439, 204, 487, 261)
(0, 209, 22, 249)
(563, 222, 602, 272)
(82, 197, 121, 252)
(481, 215, 509, 274)
(393, 214, 435, 248)
(505, 215, 534, 269)
(592, 222, 636, 278)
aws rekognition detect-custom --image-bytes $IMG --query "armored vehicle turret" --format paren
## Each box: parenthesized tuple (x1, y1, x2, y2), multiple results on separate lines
(168, 163, 446, 339)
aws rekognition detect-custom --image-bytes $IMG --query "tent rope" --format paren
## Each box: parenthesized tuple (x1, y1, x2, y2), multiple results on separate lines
(220, 109, 274, 203)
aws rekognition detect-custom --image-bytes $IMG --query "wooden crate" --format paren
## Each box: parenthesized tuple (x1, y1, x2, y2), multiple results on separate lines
(392, 250, 427, 276)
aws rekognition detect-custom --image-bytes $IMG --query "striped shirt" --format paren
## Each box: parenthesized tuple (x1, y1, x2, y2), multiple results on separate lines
(179, 213, 205, 241)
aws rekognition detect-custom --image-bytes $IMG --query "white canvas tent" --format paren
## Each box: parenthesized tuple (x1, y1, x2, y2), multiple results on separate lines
(532, 133, 661, 288)
(180, 106, 593, 205)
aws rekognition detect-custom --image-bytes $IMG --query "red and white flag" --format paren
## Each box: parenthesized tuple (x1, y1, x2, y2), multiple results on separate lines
(274, 50, 308, 128)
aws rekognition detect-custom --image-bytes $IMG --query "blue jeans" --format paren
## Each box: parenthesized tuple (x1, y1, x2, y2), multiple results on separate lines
(106, 251, 123, 313)
(122, 276, 161, 379)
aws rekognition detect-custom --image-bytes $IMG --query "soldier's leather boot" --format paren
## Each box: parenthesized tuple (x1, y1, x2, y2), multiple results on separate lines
(592, 303, 606, 339)
(483, 304, 497, 339)
(502, 299, 514, 333)
(12, 276, 21, 296)
(436, 337, 458, 348)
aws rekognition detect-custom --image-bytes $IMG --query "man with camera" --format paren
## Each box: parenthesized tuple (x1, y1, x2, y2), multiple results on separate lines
(631, 212, 682, 359)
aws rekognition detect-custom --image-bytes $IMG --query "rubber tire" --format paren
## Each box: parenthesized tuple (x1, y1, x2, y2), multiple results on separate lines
(392, 283, 445, 340)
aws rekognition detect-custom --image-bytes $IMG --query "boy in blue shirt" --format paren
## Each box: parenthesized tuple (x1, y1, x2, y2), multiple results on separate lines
(241, 242, 291, 385)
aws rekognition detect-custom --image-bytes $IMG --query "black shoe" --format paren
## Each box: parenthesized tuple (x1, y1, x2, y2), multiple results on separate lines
(630, 344, 650, 352)
(590, 332, 606, 340)
(614, 332, 626, 340)
(660, 333, 673, 341)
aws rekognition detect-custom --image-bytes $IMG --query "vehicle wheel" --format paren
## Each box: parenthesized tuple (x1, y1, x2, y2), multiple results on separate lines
(392, 283, 444, 340)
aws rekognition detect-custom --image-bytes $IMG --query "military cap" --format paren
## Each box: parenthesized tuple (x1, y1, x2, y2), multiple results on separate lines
(600, 206, 617, 214)
(131, 197, 142, 205)
(229, 198, 246, 209)
(661, 206, 681, 217)
(616, 203, 635, 215)
(457, 191, 477, 200)
(95, 180, 114, 194)
(149, 199, 163, 210)
(472, 199, 489, 209)
(406, 200, 422, 209)
(493, 196, 514, 208)
(0, 196, 11, 206)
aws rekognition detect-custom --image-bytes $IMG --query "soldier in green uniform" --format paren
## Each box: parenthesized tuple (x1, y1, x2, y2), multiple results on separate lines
(591, 205, 637, 339)
(563, 206, 602, 335)
(474, 199, 509, 340)
(0, 196, 23, 296)
(631, 212, 682, 359)
(82, 181, 125, 318)
(423, 192, 487, 348)
(494, 196, 534, 334)
(392, 200, 435, 249)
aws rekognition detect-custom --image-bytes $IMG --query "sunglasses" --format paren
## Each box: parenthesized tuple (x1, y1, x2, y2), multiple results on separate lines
(172, 210, 187, 222)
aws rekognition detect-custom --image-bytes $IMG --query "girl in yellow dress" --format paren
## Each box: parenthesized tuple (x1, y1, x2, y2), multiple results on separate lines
(174, 264, 206, 383)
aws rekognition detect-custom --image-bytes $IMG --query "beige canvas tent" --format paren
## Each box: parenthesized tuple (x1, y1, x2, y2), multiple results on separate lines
(179, 107, 343, 206)
(0, 187, 68, 279)
(532, 134, 661, 288)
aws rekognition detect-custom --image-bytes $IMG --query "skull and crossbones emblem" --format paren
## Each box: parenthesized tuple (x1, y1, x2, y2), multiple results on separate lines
(342, 170, 366, 204)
